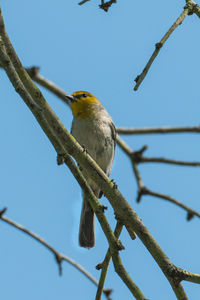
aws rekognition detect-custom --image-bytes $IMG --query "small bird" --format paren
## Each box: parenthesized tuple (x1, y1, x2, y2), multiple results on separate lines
(66, 91, 116, 248)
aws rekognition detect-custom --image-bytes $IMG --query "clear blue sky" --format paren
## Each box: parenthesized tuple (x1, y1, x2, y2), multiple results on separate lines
(1, 1, 200, 299)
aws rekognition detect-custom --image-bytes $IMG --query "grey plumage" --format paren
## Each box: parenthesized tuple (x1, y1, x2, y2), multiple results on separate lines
(71, 105, 116, 248)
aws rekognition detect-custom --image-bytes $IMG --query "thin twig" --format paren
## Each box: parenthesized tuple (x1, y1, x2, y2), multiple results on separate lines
(26, 66, 70, 105)
(133, 5, 191, 91)
(141, 188, 200, 220)
(99, 0, 116, 12)
(112, 252, 146, 300)
(78, 0, 90, 5)
(0, 208, 112, 299)
(129, 145, 200, 168)
(96, 221, 123, 300)
(78, 0, 117, 11)
(116, 126, 200, 135)
(136, 156, 200, 167)
(116, 136, 200, 221)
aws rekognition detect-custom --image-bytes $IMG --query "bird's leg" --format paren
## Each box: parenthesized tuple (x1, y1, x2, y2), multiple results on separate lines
(81, 145, 88, 154)
(111, 179, 118, 189)
(57, 153, 65, 165)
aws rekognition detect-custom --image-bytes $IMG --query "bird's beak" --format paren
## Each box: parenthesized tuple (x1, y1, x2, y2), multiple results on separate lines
(65, 94, 76, 103)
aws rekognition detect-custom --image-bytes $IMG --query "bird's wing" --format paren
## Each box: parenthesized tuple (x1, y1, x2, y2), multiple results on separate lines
(110, 121, 117, 148)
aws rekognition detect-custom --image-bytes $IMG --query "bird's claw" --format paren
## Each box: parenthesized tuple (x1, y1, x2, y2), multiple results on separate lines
(82, 145, 88, 153)
(57, 153, 65, 165)
(111, 179, 118, 189)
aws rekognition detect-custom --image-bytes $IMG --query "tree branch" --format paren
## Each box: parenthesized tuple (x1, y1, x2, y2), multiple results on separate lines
(0, 208, 112, 299)
(96, 221, 123, 300)
(26, 66, 70, 105)
(186, 0, 200, 17)
(99, 0, 116, 12)
(0, 35, 147, 300)
(139, 156, 200, 167)
(133, 3, 195, 91)
(78, 0, 90, 5)
(131, 147, 200, 167)
(138, 187, 200, 221)
(116, 126, 200, 135)
(0, 11, 150, 299)
(78, 0, 116, 12)
(116, 136, 200, 221)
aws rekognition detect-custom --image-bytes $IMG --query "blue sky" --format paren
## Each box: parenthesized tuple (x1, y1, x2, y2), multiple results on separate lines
(1, 1, 200, 299)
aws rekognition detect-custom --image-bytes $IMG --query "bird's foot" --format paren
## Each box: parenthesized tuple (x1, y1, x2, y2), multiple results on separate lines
(57, 153, 65, 165)
(82, 145, 88, 154)
(111, 179, 118, 189)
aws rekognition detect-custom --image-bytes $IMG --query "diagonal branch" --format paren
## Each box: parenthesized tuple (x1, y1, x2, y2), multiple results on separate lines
(0, 37, 147, 300)
(78, 0, 90, 5)
(0, 13, 148, 299)
(96, 221, 123, 300)
(0, 208, 111, 299)
(133, 3, 194, 91)
(26, 66, 70, 105)
(0, 35, 124, 253)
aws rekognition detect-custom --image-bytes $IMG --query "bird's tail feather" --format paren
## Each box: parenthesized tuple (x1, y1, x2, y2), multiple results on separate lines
(79, 194, 95, 249)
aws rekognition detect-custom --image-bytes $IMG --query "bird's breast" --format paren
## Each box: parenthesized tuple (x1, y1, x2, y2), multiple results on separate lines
(71, 115, 115, 175)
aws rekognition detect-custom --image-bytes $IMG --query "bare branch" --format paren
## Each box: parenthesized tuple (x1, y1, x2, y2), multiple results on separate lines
(26, 66, 70, 105)
(116, 136, 200, 220)
(0, 208, 113, 298)
(99, 0, 116, 12)
(78, 0, 117, 11)
(0, 14, 149, 299)
(138, 187, 200, 220)
(112, 251, 146, 300)
(78, 0, 90, 5)
(96, 222, 123, 300)
(134, 4, 192, 91)
(179, 268, 200, 284)
(116, 126, 200, 135)
(186, 0, 200, 17)
(132, 153, 200, 168)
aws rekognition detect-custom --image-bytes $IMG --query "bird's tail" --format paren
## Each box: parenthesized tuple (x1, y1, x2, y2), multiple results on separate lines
(79, 193, 95, 249)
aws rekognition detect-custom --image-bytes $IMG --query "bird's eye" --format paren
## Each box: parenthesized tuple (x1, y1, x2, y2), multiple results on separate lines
(82, 93, 87, 98)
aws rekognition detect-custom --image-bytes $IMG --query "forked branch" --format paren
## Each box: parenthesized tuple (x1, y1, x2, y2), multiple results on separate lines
(134, 0, 200, 91)
(0, 208, 112, 299)
(116, 136, 200, 221)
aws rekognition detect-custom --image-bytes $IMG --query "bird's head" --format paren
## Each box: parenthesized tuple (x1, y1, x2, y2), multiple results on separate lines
(66, 91, 101, 119)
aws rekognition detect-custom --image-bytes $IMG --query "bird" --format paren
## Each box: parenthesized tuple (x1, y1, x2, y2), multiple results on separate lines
(66, 91, 116, 248)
